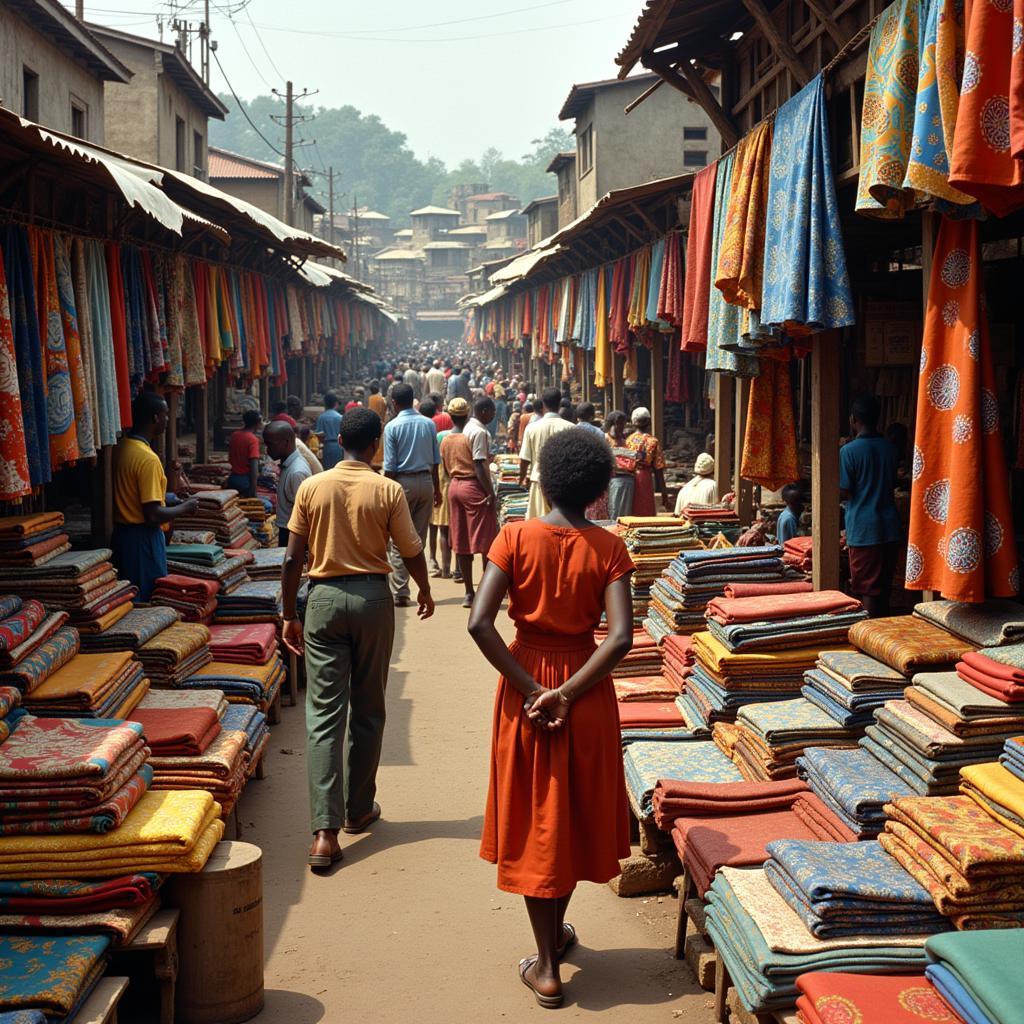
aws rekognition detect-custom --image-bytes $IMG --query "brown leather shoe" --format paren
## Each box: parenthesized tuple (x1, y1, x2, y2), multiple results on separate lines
(342, 801, 381, 835)
(307, 830, 343, 870)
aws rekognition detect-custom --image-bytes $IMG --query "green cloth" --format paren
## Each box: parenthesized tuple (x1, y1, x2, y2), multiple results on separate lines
(912, 671, 1024, 720)
(303, 577, 394, 832)
(926, 930, 1020, 1024)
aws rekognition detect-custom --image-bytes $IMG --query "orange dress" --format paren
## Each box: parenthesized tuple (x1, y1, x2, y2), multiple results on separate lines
(480, 519, 634, 897)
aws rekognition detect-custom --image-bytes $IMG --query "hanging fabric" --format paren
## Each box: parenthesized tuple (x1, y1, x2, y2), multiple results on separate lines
(574, 269, 596, 351)
(740, 354, 798, 491)
(657, 231, 684, 326)
(0, 240, 31, 501)
(69, 240, 100, 452)
(644, 237, 668, 328)
(681, 161, 718, 352)
(105, 243, 133, 427)
(54, 235, 95, 460)
(594, 264, 611, 388)
(627, 246, 650, 330)
(84, 241, 120, 446)
(907, 217, 1019, 602)
(1012, 0, 1024, 159)
(761, 74, 855, 336)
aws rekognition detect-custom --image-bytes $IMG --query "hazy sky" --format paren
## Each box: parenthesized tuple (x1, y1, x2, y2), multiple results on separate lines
(73, 0, 641, 165)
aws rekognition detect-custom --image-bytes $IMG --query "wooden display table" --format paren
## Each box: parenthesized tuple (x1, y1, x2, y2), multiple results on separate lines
(114, 907, 179, 1024)
(77, 977, 129, 1024)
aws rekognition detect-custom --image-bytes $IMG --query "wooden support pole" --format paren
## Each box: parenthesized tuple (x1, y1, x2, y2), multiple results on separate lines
(92, 446, 114, 546)
(651, 57, 740, 148)
(196, 385, 209, 464)
(742, 0, 810, 85)
(713, 374, 734, 499)
(733, 376, 753, 525)
(165, 392, 179, 475)
(802, 0, 845, 45)
(651, 336, 665, 445)
(611, 353, 625, 414)
(812, 334, 841, 591)
(918, 210, 940, 602)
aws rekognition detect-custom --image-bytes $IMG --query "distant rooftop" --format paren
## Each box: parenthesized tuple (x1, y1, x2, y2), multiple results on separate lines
(558, 71, 659, 121)
(448, 225, 488, 235)
(546, 151, 576, 174)
(373, 248, 425, 261)
(486, 208, 525, 221)
(423, 241, 470, 250)
(409, 205, 460, 217)
(209, 147, 311, 187)
(466, 192, 517, 201)
(521, 195, 558, 216)
(393, 228, 414, 237)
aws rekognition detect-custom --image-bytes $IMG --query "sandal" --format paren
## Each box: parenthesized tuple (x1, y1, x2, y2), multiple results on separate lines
(518, 956, 563, 1009)
(556, 923, 578, 959)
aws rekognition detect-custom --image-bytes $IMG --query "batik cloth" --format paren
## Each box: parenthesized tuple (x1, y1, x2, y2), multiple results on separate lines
(907, 218, 1019, 601)
(53, 235, 95, 460)
(0, 243, 31, 502)
(0, 602, 45, 652)
(0, 933, 109, 1017)
(740, 353, 798, 491)
(762, 74, 855, 335)
(796, 971, 961, 1024)
(848, 615, 971, 673)
(681, 161, 718, 352)
(914, 599, 1024, 646)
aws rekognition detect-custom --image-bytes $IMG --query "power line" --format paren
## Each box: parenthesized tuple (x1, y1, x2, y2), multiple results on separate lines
(227, 15, 274, 90)
(315, 0, 582, 35)
(244, 4, 286, 84)
(211, 46, 285, 158)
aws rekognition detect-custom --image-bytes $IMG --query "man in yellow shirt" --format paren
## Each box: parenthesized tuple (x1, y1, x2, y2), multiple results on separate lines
(366, 382, 388, 469)
(111, 392, 198, 600)
(281, 407, 434, 871)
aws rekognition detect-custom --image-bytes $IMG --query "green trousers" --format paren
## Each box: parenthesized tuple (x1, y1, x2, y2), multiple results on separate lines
(303, 576, 395, 833)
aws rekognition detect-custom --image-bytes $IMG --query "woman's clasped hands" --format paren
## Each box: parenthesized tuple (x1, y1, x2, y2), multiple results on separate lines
(524, 686, 570, 731)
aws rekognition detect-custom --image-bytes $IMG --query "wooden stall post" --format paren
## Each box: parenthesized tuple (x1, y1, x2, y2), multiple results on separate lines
(259, 378, 269, 420)
(91, 447, 114, 546)
(165, 392, 179, 475)
(582, 349, 592, 403)
(713, 374, 734, 500)
(733, 376, 753, 525)
(812, 334, 841, 591)
(195, 385, 209, 465)
(611, 353, 625, 414)
(651, 335, 665, 445)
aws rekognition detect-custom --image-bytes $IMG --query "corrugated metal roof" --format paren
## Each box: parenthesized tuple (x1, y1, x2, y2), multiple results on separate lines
(373, 249, 425, 261)
(209, 148, 283, 181)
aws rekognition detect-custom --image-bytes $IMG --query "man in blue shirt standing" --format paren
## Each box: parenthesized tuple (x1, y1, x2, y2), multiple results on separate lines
(840, 395, 901, 619)
(383, 383, 441, 607)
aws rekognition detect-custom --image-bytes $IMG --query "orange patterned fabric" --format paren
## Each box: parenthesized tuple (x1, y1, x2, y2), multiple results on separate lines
(740, 353, 799, 491)
(907, 218, 1019, 601)
(796, 971, 961, 1024)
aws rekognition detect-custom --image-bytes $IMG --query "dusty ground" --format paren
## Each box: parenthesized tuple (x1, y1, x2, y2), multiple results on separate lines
(242, 575, 713, 1022)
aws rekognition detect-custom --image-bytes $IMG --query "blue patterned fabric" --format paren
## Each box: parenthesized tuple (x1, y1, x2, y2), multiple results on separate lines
(924, 965, 992, 1024)
(802, 667, 904, 710)
(817, 650, 906, 687)
(573, 269, 596, 351)
(0, 1012, 46, 1024)
(708, 610, 866, 652)
(644, 238, 668, 329)
(0, 933, 109, 1018)
(1000, 739, 1024, 782)
(761, 75, 854, 335)
(737, 698, 854, 743)
(622, 738, 741, 818)
(800, 683, 875, 728)
(859, 733, 957, 796)
(688, 665, 800, 710)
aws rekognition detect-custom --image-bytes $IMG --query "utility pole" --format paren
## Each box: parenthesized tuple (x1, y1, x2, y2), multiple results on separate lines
(328, 167, 335, 247)
(352, 194, 361, 281)
(271, 82, 318, 228)
(75, 0, 83, 19)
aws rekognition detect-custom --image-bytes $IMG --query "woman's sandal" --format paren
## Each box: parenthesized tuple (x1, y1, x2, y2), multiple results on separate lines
(557, 923, 578, 959)
(518, 956, 563, 1009)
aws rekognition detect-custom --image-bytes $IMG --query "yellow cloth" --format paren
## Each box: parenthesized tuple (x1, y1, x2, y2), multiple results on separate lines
(28, 651, 134, 702)
(960, 762, 1024, 839)
(594, 266, 610, 389)
(618, 516, 684, 528)
(111, 679, 150, 720)
(288, 461, 422, 579)
(0, 512, 65, 538)
(113, 437, 167, 525)
(692, 631, 852, 674)
(75, 601, 132, 635)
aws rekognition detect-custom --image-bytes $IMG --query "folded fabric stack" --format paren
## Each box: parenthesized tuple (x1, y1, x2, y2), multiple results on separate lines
(136, 622, 213, 687)
(958, 644, 1024, 703)
(1001, 736, 1024, 781)
(221, 704, 270, 777)
(238, 496, 275, 547)
(763, 838, 951, 939)
(661, 634, 693, 692)
(22, 651, 148, 719)
(652, 776, 810, 831)
(925, 929, 1019, 1024)
(494, 455, 523, 494)
(169, 529, 217, 545)
(611, 631, 664, 678)
(613, 675, 679, 702)
(151, 574, 220, 624)
(0, 933, 110, 1019)
(622, 735, 742, 820)
(619, 517, 700, 627)
(704, 590, 866, 654)
(784, 535, 813, 576)
(959, 761, 1024, 841)
(129, 699, 222, 757)
(726, 698, 861, 781)
(498, 489, 528, 526)
(616, 700, 687, 730)
(166, 552, 250, 594)
(0, 687, 22, 743)
(800, 649, 908, 729)
(914, 599, 1024, 649)
(864, 700, 1011, 797)
(796, 971, 958, 1024)
(246, 547, 287, 581)
(173, 490, 255, 550)
(147, 727, 248, 817)
(848, 615, 972, 676)
(0, 790, 223, 878)
(907, 672, 1024, 743)
(0, 512, 69, 568)
(165, 543, 224, 568)
(0, 618, 79, 694)
(183, 656, 285, 711)
(880, 794, 1024, 929)
(213, 580, 283, 624)
(0, 598, 74, 684)
(78, 606, 179, 653)
(187, 463, 231, 486)
(797, 746, 913, 837)
(678, 503, 742, 541)
(0, 716, 150, 835)
(705, 866, 930, 1015)
(208, 623, 278, 665)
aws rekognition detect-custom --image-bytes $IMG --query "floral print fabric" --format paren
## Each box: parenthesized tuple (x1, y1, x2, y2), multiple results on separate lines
(740, 354, 798, 491)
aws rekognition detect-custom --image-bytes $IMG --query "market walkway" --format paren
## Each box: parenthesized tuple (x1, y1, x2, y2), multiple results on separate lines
(243, 574, 712, 1022)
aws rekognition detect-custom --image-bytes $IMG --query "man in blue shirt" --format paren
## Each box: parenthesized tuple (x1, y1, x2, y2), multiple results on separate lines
(840, 395, 901, 618)
(383, 383, 441, 607)
(776, 484, 803, 545)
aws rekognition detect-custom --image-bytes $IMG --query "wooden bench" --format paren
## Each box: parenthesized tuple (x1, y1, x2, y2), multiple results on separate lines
(77, 977, 129, 1024)
(115, 908, 179, 1024)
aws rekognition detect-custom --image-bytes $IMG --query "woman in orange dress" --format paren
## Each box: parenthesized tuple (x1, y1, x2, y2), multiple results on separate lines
(468, 428, 635, 1009)
(625, 406, 670, 516)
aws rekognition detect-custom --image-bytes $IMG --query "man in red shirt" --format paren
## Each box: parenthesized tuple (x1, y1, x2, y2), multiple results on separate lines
(227, 409, 262, 497)
(271, 401, 298, 429)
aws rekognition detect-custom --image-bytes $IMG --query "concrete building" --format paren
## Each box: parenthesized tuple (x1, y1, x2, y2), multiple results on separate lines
(208, 147, 324, 233)
(409, 205, 461, 248)
(558, 71, 718, 213)
(448, 181, 489, 220)
(483, 208, 527, 260)
(0, 0, 131, 143)
(547, 151, 578, 229)
(86, 24, 226, 177)
(522, 195, 558, 247)
(371, 249, 425, 316)
(462, 191, 519, 226)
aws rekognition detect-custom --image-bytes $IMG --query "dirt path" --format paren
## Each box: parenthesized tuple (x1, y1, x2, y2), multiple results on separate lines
(244, 575, 712, 1021)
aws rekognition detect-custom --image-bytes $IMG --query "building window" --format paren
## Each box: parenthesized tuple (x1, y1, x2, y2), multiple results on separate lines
(683, 150, 708, 167)
(22, 68, 39, 122)
(577, 124, 593, 176)
(192, 130, 205, 178)
(70, 97, 87, 139)
(683, 126, 707, 141)
(175, 117, 186, 172)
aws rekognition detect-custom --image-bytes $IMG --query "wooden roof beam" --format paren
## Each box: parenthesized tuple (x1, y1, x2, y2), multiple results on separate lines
(645, 53, 739, 148)
(741, 0, 810, 86)
(629, 202, 662, 236)
(801, 0, 845, 46)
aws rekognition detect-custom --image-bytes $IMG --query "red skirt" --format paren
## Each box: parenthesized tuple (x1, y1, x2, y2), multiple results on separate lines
(631, 466, 656, 517)
(448, 476, 498, 555)
(480, 630, 631, 898)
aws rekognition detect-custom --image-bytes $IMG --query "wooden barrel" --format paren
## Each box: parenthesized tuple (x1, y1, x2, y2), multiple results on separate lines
(165, 841, 264, 1024)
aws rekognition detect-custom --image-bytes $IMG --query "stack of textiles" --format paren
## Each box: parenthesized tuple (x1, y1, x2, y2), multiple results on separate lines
(704, 590, 866, 654)
(133, 686, 227, 718)
(621, 735, 742, 820)
(863, 700, 1012, 797)
(0, 716, 150, 835)
(616, 700, 687, 730)
(184, 656, 285, 711)
(0, 790, 224, 878)
(213, 581, 283, 624)
(613, 675, 680, 702)
(797, 746, 913, 837)
(679, 503, 742, 541)
(959, 761, 1024, 840)
(619, 517, 700, 627)
(22, 652, 148, 719)
(784, 535, 813, 576)
(704, 866, 930, 1014)
(958, 645, 1024, 702)
(654, 779, 855, 896)
(166, 552, 250, 594)
(0, 934, 110, 1019)
(169, 529, 217, 545)
(494, 455, 524, 494)
(221, 704, 270, 778)
(913, 599, 1024, 648)
(136, 622, 212, 687)
(848, 615, 972, 676)
(130, 696, 222, 756)
(187, 463, 231, 486)
(907, 672, 1024, 741)
(0, 615, 79, 694)
(165, 543, 223, 568)
(660, 634, 694, 692)
(0, 513, 69, 568)
(498, 490, 528, 526)
(0, 599, 72, 680)
(146, 727, 247, 817)
(208, 623, 278, 665)
(726, 698, 861, 781)
(173, 490, 255, 550)
(611, 631, 664, 678)
(246, 548, 287, 581)
(78, 606, 178, 653)
(151, 574, 219, 624)
(880, 794, 1024, 929)
(645, 546, 791, 645)
(1001, 736, 1024, 780)
(0, 687, 21, 741)
(925, 929, 1019, 1023)
(796, 971, 960, 1024)
(800, 649, 907, 730)
(763, 839, 951, 938)
(237, 496, 275, 547)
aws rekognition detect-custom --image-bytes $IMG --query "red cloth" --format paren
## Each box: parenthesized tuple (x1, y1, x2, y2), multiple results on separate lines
(722, 581, 814, 599)
(681, 161, 718, 352)
(272, 413, 298, 428)
(152, 575, 219, 600)
(653, 777, 809, 830)
(705, 589, 862, 625)
(128, 707, 221, 756)
(0, 600, 46, 651)
(208, 623, 278, 664)
(795, 973, 961, 1024)
(957, 658, 1024, 701)
(616, 701, 685, 729)
(433, 412, 454, 432)
(0, 534, 70, 565)
(657, 231, 684, 325)
(228, 429, 260, 475)
(1015, 0, 1024, 161)
(105, 243, 132, 427)
(662, 634, 695, 665)
(448, 476, 498, 556)
(960, 650, 1024, 685)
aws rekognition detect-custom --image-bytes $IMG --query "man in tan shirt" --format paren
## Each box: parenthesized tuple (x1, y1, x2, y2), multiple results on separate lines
(282, 407, 434, 870)
(518, 386, 573, 520)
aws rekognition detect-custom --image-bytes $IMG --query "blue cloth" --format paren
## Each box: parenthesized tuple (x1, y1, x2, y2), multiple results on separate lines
(925, 965, 991, 1024)
(775, 507, 800, 544)
(110, 522, 166, 602)
(645, 237, 669, 328)
(576, 421, 605, 441)
(226, 472, 253, 497)
(321, 439, 342, 469)
(446, 374, 470, 402)
(840, 435, 901, 545)
(383, 408, 440, 474)
(798, 746, 913, 827)
(314, 408, 343, 444)
(761, 74, 855, 334)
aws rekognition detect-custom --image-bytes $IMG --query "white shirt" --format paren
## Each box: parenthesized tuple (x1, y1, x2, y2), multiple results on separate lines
(463, 417, 490, 462)
(295, 439, 322, 476)
(675, 474, 719, 514)
(425, 367, 447, 397)
(520, 412, 573, 483)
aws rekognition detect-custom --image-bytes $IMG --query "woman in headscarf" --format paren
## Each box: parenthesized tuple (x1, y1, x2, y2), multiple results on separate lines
(625, 407, 669, 516)
(674, 453, 718, 514)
